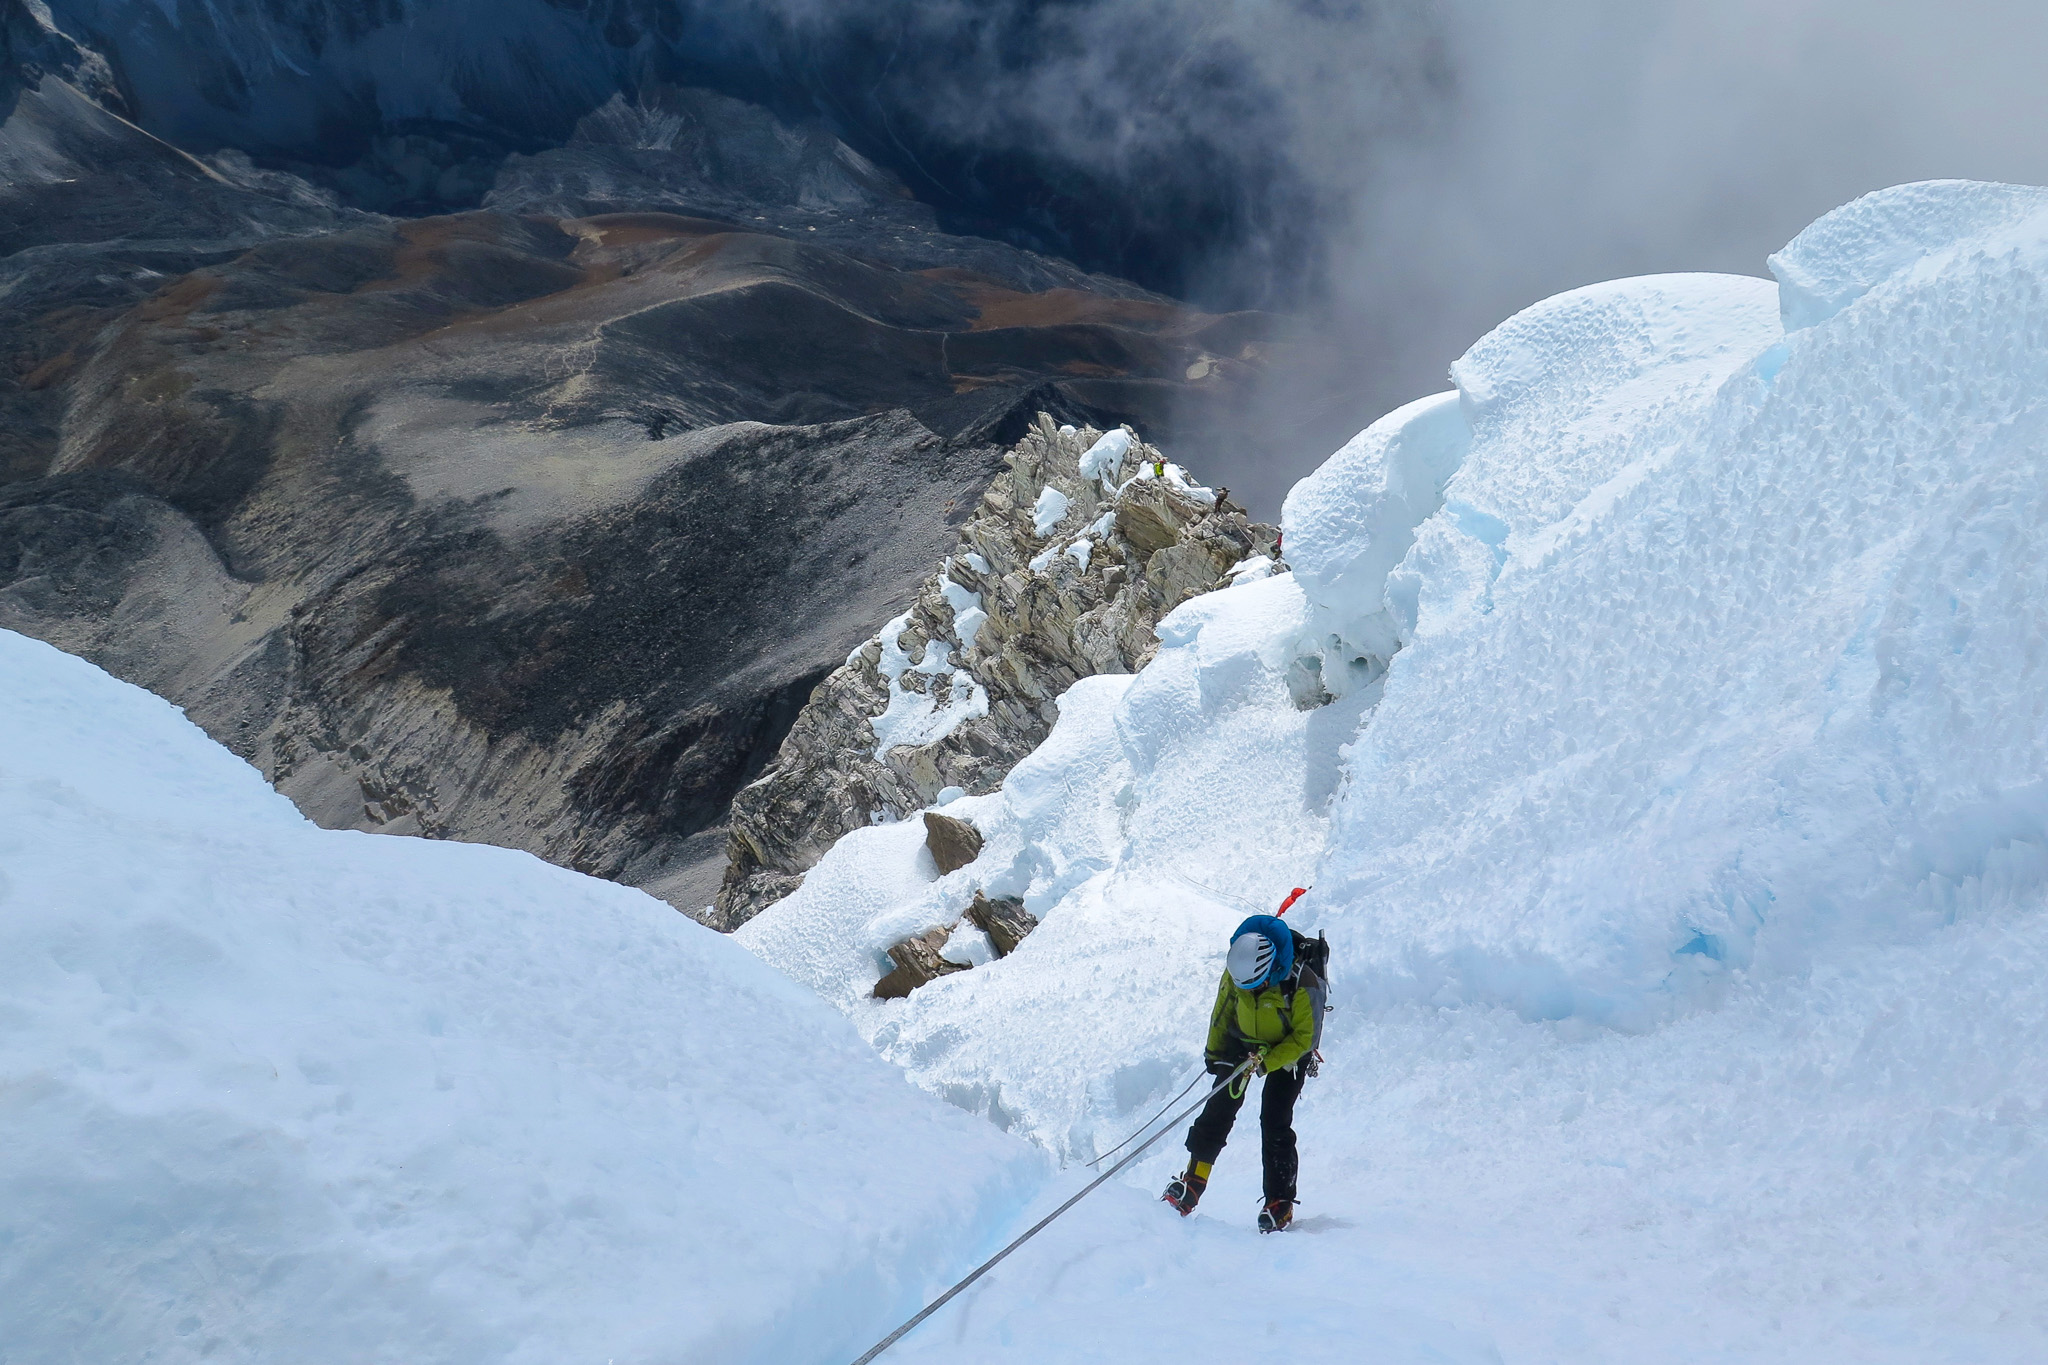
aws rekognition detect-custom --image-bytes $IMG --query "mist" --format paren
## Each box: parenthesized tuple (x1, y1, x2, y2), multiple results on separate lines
(1283, 0, 2048, 500)
(689, 0, 2048, 509)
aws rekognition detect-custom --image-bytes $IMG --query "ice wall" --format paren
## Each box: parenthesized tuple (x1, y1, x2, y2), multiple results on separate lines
(1299, 180, 2048, 1025)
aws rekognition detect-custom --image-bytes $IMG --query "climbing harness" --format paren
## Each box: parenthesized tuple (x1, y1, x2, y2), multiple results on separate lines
(848, 1055, 1257, 1365)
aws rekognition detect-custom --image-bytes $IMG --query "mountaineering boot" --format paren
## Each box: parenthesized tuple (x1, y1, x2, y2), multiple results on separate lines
(1257, 1198, 1294, 1233)
(1162, 1163, 1209, 1216)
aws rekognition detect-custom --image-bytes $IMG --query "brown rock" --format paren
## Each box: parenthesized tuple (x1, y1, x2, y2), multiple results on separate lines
(966, 892, 1039, 957)
(923, 811, 985, 874)
(872, 924, 970, 999)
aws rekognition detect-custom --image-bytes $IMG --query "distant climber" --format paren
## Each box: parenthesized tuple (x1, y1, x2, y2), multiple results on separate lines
(1163, 903, 1327, 1232)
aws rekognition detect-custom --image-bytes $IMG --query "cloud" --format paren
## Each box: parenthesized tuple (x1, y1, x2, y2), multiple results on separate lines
(1328, 0, 2048, 398)
(1175, 0, 2048, 507)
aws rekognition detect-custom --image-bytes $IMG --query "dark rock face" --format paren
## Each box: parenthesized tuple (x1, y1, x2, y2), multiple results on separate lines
(37, 0, 1331, 302)
(922, 811, 983, 876)
(1, 47, 1272, 922)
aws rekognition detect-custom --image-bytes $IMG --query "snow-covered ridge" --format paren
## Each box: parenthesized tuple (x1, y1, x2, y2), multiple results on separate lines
(755, 179, 2048, 1053)
(0, 630, 1037, 1362)
(735, 177, 2048, 1362)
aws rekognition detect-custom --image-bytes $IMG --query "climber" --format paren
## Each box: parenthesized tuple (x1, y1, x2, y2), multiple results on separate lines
(1162, 912, 1319, 1232)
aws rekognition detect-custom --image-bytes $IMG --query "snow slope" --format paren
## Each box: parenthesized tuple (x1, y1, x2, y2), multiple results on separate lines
(0, 631, 1040, 1363)
(742, 181, 2048, 1361)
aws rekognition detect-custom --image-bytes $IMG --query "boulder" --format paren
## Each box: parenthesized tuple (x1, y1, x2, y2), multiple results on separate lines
(966, 892, 1039, 958)
(872, 925, 970, 1000)
(923, 812, 984, 874)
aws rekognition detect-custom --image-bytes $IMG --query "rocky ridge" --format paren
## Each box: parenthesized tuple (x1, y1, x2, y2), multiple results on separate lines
(717, 414, 1277, 927)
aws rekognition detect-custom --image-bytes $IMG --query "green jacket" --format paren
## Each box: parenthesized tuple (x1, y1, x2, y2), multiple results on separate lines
(1204, 970, 1316, 1073)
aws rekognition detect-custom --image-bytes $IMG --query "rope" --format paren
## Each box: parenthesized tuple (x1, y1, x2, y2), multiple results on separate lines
(1165, 869, 1266, 915)
(1084, 1068, 1205, 1169)
(848, 1056, 1256, 1365)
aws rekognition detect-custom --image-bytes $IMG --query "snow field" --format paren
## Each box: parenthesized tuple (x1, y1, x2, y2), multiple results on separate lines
(744, 181, 2048, 1361)
(0, 631, 1042, 1363)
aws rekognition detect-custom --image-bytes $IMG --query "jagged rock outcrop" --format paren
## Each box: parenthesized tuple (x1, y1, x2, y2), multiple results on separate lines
(718, 415, 1277, 925)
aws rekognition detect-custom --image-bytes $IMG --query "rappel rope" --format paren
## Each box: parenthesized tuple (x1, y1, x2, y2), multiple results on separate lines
(1165, 868, 1266, 915)
(1167, 871, 1312, 921)
(848, 1056, 1258, 1365)
(1084, 1069, 1206, 1169)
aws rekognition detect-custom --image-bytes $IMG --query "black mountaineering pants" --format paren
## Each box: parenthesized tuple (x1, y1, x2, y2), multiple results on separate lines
(1186, 1062, 1307, 1202)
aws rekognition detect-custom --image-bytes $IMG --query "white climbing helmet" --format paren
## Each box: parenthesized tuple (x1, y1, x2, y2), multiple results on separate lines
(1227, 931, 1276, 988)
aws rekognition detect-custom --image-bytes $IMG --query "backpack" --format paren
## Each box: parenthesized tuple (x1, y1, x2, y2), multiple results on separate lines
(1283, 929, 1331, 1075)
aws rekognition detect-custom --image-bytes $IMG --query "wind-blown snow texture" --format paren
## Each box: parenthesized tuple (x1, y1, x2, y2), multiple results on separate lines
(0, 632, 1040, 1362)
(742, 181, 2048, 1361)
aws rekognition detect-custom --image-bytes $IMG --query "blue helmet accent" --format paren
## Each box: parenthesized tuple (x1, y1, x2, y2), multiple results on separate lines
(1229, 914, 1295, 986)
